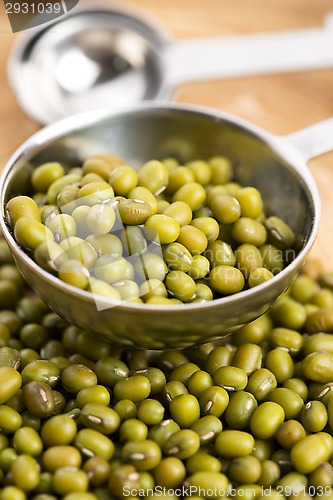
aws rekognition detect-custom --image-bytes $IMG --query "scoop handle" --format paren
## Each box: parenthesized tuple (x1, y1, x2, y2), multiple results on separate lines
(166, 13, 333, 84)
(285, 118, 333, 162)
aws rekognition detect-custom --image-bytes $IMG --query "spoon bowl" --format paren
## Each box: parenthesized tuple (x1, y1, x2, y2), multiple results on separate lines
(8, 4, 173, 124)
(0, 103, 322, 349)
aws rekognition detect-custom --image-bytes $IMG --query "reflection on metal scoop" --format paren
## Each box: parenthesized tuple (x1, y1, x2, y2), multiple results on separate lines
(55, 29, 149, 96)
(8, 4, 333, 124)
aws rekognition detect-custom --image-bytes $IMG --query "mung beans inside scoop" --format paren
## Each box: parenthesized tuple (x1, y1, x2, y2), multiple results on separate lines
(5, 153, 296, 306)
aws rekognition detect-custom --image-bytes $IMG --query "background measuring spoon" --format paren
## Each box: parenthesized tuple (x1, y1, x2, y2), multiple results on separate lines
(8, 3, 333, 124)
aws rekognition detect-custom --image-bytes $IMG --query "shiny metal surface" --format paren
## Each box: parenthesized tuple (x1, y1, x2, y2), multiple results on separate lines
(8, 4, 333, 124)
(8, 5, 172, 124)
(0, 104, 321, 349)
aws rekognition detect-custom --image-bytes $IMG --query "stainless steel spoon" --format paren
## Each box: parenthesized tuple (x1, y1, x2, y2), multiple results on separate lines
(0, 103, 327, 349)
(8, 3, 333, 124)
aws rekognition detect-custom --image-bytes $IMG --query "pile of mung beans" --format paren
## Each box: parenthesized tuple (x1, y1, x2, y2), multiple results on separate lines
(1, 235, 333, 499)
(5, 154, 296, 304)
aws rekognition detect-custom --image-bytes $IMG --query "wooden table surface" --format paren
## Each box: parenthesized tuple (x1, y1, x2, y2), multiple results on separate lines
(0, 0, 333, 270)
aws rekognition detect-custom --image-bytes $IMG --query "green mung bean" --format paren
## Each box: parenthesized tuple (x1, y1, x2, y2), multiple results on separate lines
(0, 235, 333, 497)
(8, 150, 299, 304)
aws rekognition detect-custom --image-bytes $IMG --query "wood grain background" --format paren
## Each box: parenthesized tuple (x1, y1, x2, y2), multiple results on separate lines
(0, 0, 332, 269)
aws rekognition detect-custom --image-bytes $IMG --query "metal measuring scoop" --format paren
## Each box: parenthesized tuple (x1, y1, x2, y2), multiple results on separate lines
(8, 4, 333, 124)
(0, 103, 325, 349)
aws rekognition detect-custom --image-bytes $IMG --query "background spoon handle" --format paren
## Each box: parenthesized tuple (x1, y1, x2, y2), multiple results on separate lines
(166, 13, 333, 84)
